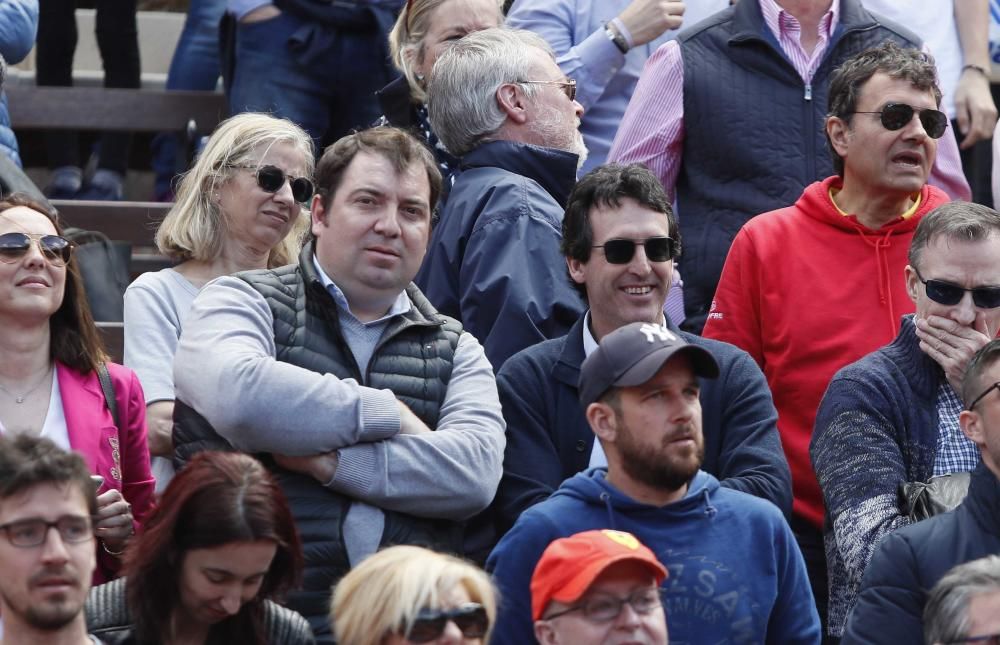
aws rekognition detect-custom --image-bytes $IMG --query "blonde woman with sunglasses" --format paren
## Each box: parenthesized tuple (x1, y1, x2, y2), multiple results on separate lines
(123, 112, 314, 492)
(0, 193, 154, 584)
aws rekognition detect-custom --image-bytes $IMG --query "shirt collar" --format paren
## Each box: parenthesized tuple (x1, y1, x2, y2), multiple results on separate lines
(311, 253, 411, 324)
(760, 0, 840, 42)
(582, 311, 600, 358)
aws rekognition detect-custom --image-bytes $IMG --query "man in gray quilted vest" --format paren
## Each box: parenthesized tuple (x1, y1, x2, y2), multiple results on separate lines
(171, 126, 505, 643)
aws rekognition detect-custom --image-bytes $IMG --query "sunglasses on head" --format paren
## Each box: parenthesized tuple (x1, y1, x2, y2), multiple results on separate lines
(0, 232, 73, 267)
(914, 267, 1000, 309)
(851, 102, 949, 139)
(592, 236, 679, 264)
(404, 603, 489, 643)
(231, 164, 314, 203)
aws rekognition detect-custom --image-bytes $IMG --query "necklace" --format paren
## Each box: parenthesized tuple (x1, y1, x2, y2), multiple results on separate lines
(0, 367, 53, 404)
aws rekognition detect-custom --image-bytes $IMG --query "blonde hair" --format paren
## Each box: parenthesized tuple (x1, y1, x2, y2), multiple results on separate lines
(155, 112, 315, 266)
(332, 545, 497, 645)
(387, 0, 503, 104)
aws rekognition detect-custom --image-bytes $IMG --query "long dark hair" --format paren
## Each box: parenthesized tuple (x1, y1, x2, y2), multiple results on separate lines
(124, 451, 303, 644)
(0, 194, 107, 372)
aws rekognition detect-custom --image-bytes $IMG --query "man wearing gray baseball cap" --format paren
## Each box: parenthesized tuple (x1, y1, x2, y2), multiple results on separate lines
(488, 321, 821, 644)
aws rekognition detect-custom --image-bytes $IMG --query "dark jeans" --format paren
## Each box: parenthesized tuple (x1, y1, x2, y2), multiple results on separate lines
(791, 515, 833, 642)
(35, 0, 140, 174)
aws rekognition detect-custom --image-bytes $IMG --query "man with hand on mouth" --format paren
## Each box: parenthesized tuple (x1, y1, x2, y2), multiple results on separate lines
(812, 201, 1000, 640)
(0, 435, 102, 645)
(488, 321, 819, 644)
(492, 162, 791, 541)
(702, 41, 952, 629)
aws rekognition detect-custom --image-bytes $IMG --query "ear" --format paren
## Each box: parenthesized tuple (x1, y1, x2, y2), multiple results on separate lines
(904, 264, 920, 305)
(566, 255, 587, 287)
(826, 115, 852, 158)
(585, 401, 618, 444)
(534, 620, 558, 645)
(310, 193, 327, 236)
(960, 409, 985, 446)
(496, 82, 531, 125)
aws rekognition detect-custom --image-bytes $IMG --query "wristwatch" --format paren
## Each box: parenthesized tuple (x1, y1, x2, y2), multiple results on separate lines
(605, 22, 629, 54)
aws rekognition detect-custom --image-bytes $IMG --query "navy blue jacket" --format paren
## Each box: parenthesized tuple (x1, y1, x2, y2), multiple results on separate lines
(414, 141, 585, 371)
(843, 464, 1000, 644)
(493, 314, 791, 535)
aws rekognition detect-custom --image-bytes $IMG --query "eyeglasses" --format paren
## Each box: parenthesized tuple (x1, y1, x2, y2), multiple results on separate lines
(967, 381, 1000, 411)
(914, 268, 1000, 309)
(850, 102, 949, 139)
(404, 603, 489, 642)
(230, 164, 315, 203)
(0, 515, 93, 548)
(945, 633, 1000, 644)
(544, 587, 665, 623)
(592, 236, 679, 264)
(520, 78, 577, 102)
(0, 233, 74, 267)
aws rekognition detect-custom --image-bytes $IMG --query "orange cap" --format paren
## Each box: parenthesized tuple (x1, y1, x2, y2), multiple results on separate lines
(530, 529, 668, 621)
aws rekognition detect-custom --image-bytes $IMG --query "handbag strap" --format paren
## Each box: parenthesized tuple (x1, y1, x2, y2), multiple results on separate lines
(96, 363, 120, 429)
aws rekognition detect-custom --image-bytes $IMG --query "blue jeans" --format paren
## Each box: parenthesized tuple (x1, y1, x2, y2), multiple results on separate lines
(151, 0, 226, 200)
(227, 11, 393, 148)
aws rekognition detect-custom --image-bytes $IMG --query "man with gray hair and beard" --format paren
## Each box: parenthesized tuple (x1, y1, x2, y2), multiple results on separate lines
(415, 27, 586, 372)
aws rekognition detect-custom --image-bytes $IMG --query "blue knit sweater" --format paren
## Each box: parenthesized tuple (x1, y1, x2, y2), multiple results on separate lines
(810, 314, 941, 637)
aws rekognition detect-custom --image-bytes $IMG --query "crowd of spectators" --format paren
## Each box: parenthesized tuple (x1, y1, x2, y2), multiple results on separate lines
(2, 1, 1000, 644)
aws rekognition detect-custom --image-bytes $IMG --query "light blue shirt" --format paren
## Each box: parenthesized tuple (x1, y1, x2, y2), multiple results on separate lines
(506, 0, 729, 175)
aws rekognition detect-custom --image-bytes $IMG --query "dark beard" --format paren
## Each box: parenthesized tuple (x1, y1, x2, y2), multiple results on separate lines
(616, 420, 704, 494)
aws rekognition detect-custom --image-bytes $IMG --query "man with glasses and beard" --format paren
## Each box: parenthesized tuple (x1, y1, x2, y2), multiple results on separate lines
(702, 41, 952, 632)
(487, 321, 819, 644)
(0, 435, 102, 645)
(415, 27, 586, 372)
(842, 340, 1000, 644)
(812, 201, 1000, 641)
(492, 162, 791, 542)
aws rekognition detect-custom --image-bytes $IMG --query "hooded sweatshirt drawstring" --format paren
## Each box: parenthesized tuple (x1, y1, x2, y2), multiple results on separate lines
(701, 488, 717, 518)
(600, 491, 618, 528)
(854, 227, 898, 338)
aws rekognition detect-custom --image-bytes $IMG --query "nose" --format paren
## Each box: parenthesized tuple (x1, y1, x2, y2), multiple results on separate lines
(271, 177, 295, 206)
(437, 618, 464, 644)
(627, 242, 652, 275)
(372, 208, 402, 237)
(40, 526, 71, 564)
(952, 291, 978, 326)
(903, 112, 929, 141)
(572, 98, 584, 118)
(22, 238, 49, 268)
(614, 601, 643, 629)
(220, 588, 242, 616)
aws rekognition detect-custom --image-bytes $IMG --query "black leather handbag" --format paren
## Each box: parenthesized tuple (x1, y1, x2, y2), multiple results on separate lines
(899, 472, 972, 521)
(63, 227, 131, 323)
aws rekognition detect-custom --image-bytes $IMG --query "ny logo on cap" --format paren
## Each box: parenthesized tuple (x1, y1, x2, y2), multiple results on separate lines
(638, 323, 677, 344)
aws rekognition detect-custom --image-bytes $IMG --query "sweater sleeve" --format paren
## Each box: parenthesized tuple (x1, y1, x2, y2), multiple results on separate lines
(0, 0, 39, 63)
(122, 274, 187, 404)
(702, 226, 765, 366)
(810, 372, 914, 634)
(173, 276, 400, 455)
(329, 332, 506, 521)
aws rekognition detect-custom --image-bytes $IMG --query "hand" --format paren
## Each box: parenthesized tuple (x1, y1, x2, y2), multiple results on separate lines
(397, 400, 432, 435)
(273, 452, 340, 484)
(915, 314, 993, 392)
(94, 488, 134, 554)
(617, 0, 686, 47)
(954, 68, 998, 149)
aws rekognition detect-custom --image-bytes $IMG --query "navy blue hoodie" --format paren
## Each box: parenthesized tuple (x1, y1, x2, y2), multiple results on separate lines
(487, 469, 820, 644)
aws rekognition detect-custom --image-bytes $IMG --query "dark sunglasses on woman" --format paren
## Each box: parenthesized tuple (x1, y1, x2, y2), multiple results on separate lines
(914, 267, 1000, 309)
(231, 164, 315, 203)
(405, 603, 489, 642)
(592, 236, 680, 264)
(0, 232, 74, 267)
(850, 102, 949, 139)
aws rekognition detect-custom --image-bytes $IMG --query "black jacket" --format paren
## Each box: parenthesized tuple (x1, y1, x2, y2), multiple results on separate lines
(843, 464, 1000, 644)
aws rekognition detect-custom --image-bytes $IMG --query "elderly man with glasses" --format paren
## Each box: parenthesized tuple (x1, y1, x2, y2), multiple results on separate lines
(415, 27, 587, 373)
(841, 340, 1000, 644)
(811, 200, 1000, 640)
(702, 41, 953, 636)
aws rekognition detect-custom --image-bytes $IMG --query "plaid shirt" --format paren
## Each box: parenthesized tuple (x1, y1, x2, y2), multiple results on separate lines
(933, 381, 981, 477)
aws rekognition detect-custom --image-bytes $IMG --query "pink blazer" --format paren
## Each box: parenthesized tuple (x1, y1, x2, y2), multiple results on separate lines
(57, 361, 155, 582)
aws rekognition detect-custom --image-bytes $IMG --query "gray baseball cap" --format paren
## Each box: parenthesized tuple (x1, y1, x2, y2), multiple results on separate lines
(578, 322, 720, 407)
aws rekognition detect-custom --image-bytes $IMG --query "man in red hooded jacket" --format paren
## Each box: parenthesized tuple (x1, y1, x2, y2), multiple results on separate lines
(702, 41, 950, 632)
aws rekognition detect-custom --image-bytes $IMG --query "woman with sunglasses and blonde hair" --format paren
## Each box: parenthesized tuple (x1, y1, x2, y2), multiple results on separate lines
(332, 545, 496, 645)
(0, 194, 154, 583)
(378, 0, 503, 178)
(123, 112, 314, 491)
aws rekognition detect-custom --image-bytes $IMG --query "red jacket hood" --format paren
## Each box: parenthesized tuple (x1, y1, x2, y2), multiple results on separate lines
(797, 176, 950, 235)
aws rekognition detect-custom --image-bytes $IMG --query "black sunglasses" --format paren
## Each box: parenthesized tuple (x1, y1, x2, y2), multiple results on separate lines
(231, 164, 314, 203)
(851, 102, 949, 139)
(945, 632, 1000, 644)
(914, 267, 1000, 309)
(592, 236, 679, 264)
(405, 603, 489, 643)
(0, 232, 74, 267)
